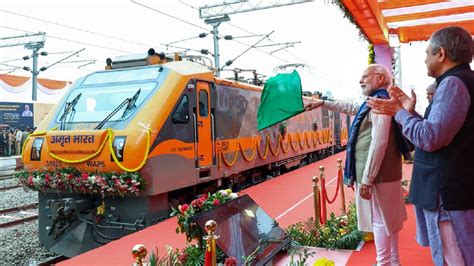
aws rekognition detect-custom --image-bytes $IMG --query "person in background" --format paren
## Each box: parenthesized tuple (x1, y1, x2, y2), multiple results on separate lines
(424, 82, 437, 117)
(0, 130, 5, 157)
(426, 82, 436, 103)
(8, 130, 15, 156)
(367, 26, 474, 265)
(15, 128, 22, 155)
(306, 64, 407, 266)
(2, 130, 8, 156)
(22, 104, 33, 117)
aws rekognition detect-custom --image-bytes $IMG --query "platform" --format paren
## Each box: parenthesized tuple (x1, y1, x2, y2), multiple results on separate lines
(59, 153, 433, 265)
(0, 155, 22, 175)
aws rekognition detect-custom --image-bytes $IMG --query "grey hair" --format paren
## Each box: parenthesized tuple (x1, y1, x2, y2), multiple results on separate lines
(429, 26, 473, 64)
(368, 64, 392, 87)
(426, 82, 437, 93)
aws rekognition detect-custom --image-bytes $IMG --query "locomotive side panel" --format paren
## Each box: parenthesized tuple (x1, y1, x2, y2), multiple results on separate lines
(214, 82, 333, 178)
(145, 79, 199, 194)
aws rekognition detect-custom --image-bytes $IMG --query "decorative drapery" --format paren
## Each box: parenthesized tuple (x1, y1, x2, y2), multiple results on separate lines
(0, 74, 71, 103)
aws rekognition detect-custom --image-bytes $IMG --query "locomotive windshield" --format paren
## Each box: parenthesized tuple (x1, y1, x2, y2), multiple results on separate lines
(57, 67, 161, 123)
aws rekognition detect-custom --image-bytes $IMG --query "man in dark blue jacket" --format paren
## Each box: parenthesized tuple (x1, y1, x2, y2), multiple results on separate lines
(368, 26, 474, 265)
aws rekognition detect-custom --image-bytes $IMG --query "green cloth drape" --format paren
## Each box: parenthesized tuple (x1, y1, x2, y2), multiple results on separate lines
(257, 70, 304, 131)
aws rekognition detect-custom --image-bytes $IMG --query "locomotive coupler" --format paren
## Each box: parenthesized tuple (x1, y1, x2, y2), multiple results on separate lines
(46, 198, 93, 239)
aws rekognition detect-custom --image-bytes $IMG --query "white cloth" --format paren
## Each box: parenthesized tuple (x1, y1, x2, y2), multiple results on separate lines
(15, 131, 22, 142)
(355, 181, 406, 234)
(372, 192, 401, 266)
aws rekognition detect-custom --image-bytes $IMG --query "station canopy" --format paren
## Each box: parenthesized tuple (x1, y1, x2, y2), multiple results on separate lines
(341, 0, 474, 44)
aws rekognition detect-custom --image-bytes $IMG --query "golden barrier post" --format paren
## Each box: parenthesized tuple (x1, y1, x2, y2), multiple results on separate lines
(204, 220, 219, 266)
(337, 159, 346, 213)
(319, 165, 327, 224)
(312, 175, 320, 224)
(131, 244, 147, 266)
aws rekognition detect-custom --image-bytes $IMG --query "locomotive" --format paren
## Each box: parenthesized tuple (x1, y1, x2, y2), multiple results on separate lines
(20, 50, 350, 257)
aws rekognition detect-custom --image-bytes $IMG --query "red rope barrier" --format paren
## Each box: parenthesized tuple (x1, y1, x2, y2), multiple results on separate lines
(324, 168, 342, 204)
(318, 190, 325, 224)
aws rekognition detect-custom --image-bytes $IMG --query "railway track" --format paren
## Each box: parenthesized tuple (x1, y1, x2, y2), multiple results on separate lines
(0, 174, 21, 192)
(0, 184, 21, 192)
(0, 174, 15, 181)
(38, 255, 69, 265)
(0, 202, 38, 228)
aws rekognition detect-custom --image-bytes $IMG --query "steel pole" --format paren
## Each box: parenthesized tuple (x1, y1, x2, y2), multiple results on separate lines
(212, 24, 220, 77)
(31, 48, 39, 101)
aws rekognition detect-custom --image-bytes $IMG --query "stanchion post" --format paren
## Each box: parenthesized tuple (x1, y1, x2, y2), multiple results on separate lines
(204, 220, 219, 266)
(131, 244, 147, 266)
(312, 175, 320, 225)
(337, 159, 346, 213)
(319, 165, 327, 224)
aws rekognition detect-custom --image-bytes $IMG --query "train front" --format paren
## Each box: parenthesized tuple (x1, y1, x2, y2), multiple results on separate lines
(19, 59, 176, 257)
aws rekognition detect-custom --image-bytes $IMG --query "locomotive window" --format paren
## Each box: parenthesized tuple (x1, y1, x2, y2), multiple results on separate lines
(30, 137, 44, 161)
(57, 82, 156, 123)
(199, 90, 208, 117)
(171, 95, 189, 124)
(82, 67, 161, 85)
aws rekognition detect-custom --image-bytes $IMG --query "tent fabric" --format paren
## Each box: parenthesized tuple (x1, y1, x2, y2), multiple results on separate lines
(0, 74, 70, 89)
(341, 0, 474, 44)
(257, 70, 304, 131)
(0, 74, 71, 103)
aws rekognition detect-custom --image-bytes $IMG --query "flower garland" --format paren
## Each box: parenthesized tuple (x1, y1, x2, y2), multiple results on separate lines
(327, 0, 368, 42)
(15, 167, 146, 198)
(171, 189, 238, 243)
(368, 44, 376, 64)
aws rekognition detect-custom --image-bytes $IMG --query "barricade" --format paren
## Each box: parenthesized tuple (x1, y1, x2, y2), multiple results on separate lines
(312, 159, 346, 225)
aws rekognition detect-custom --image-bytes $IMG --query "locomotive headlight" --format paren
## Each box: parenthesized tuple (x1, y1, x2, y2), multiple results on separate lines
(30, 137, 44, 161)
(112, 136, 126, 162)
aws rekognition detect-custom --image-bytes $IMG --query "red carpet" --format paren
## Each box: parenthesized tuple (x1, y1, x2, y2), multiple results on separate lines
(346, 204, 433, 266)
(346, 162, 433, 266)
(59, 154, 433, 265)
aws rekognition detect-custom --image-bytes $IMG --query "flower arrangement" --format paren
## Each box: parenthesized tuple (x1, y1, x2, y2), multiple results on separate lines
(286, 202, 363, 250)
(171, 189, 238, 243)
(15, 167, 146, 197)
(313, 258, 335, 266)
(146, 245, 238, 266)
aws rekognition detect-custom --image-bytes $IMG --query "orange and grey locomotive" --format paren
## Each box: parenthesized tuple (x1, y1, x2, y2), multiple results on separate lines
(19, 52, 349, 256)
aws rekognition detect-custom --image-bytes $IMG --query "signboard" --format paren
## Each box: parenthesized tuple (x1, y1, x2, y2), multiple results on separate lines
(0, 102, 34, 130)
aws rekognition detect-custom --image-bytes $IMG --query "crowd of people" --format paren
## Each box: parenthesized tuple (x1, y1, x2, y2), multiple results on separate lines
(0, 127, 34, 157)
(306, 25, 473, 266)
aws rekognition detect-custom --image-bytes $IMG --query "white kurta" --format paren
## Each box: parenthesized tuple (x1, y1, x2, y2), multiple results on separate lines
(325, 100, 407, 234)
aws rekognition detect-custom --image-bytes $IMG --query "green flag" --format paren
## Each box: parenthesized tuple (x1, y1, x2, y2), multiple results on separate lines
(257, 70, 304, 131)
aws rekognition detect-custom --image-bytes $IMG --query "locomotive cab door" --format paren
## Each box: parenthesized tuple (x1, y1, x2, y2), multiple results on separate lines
(195, 81, 214, 169)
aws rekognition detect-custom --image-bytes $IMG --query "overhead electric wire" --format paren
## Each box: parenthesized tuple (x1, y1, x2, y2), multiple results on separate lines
(1, 2, 340, 86)
(136, 0, 291, 64)
(130, 0, 210, 31)
(222, 30, 275, 70)
(174, 0, 342, 85)
(0, 25, 134, 54)
(175, 0, 340, 82)
(0, 8, 156, 48)
(0, 57, 24, 64)
(41, 48, 85, 72)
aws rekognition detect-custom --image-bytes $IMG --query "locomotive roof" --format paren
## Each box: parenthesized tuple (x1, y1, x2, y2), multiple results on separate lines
(165, 61, 214, 76)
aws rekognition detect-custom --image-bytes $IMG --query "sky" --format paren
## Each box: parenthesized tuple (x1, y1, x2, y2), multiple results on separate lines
(0, 0, 458, 111)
